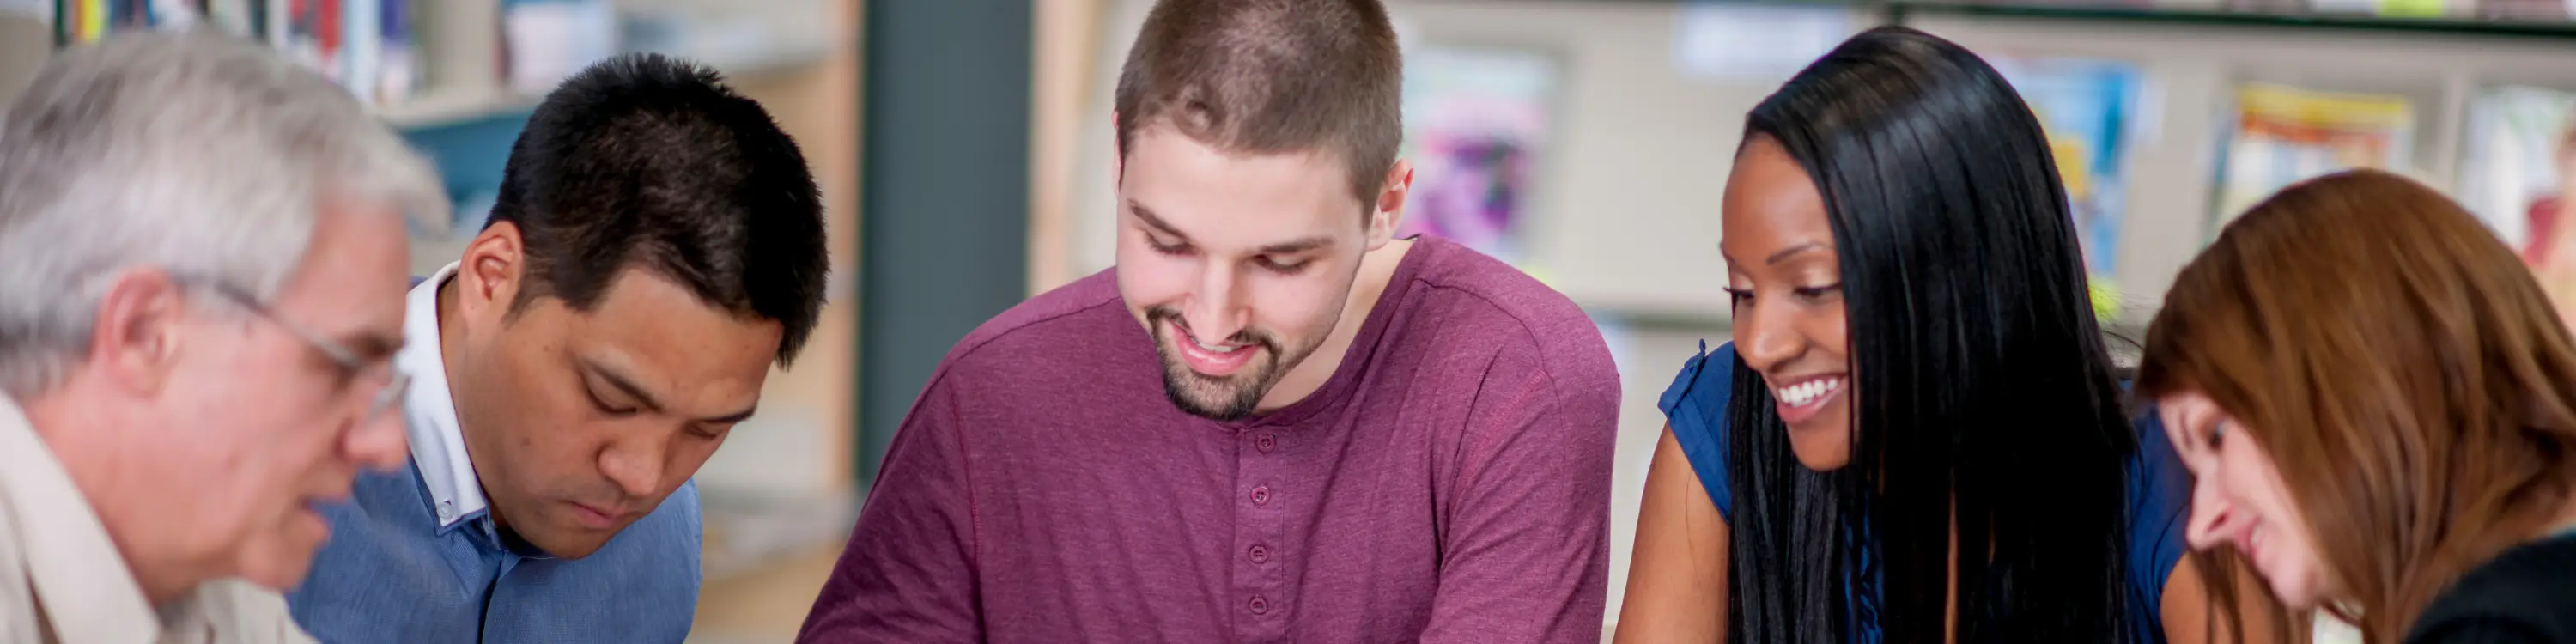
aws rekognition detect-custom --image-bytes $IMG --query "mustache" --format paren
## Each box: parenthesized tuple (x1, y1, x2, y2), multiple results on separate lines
(1145, 306, 1280, 355)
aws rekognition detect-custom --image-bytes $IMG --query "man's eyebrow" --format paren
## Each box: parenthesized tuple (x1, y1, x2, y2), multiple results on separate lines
(1257, 236, 1334, 255)
(1129, 202, 1188, 241)
(582, 359, 668, 415)
(343, 332, 404, 362)
(584, 358, 758, 423)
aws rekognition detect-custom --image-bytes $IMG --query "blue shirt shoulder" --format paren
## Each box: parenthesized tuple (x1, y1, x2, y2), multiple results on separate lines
(1656, 341, 2190, 639)
(287, 459, 703, 643)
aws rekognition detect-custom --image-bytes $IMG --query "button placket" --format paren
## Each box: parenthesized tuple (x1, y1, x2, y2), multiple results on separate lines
(1236, 429, 1289, 633)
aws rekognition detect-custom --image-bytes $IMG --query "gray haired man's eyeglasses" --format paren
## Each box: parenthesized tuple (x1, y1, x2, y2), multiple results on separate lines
(178, 274, 409, 425)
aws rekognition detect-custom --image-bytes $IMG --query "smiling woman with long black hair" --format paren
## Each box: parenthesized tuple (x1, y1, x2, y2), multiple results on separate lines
(1615, 27, 2268, 643)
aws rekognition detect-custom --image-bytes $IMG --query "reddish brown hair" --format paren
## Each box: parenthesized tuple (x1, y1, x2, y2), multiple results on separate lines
(2136, 169, 2576, 641)
(1112, 0, 1403, 208)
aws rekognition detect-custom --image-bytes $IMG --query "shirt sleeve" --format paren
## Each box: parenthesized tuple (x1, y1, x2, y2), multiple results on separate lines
(1416, 343, 1620, 644)
(1658, 341, 1735, 520)
(2127, 408, 2190, 624)
(796, 377, 981, 641)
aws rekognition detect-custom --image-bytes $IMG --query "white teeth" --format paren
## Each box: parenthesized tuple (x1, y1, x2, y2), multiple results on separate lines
(1193, 337, 1242, 353)
(1775, 377, 1843, 407)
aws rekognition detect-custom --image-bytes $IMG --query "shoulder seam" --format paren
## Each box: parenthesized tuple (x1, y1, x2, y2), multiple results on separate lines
(945, 292, 1127, 371)
(1411, 280, 1590, 411)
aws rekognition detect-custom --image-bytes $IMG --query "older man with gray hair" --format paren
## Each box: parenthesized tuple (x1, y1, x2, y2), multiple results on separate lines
(0, 32, 447, 642)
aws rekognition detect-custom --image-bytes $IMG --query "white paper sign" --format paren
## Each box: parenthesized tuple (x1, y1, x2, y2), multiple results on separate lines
(1673, 3, 1857, 82)
(0, 0, 47, 21)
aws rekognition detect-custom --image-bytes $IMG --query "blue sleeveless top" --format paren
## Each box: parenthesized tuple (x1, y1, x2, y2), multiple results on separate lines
(1658, 342, 2190, 643)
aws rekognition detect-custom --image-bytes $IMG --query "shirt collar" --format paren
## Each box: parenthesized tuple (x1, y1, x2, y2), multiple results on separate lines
(0, 395, 168, 643)
(401, 262, 488, 532)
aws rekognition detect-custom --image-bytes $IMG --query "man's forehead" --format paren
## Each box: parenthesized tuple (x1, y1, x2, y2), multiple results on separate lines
(1127, 198, 1354, 250)
(1124, 128, 1361, 216)
(564, 270, 782, 381)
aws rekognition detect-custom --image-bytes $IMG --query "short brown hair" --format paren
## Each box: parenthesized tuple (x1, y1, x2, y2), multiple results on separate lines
(1113, 0, 1403, 209)
(2136, 169, 2576, 641)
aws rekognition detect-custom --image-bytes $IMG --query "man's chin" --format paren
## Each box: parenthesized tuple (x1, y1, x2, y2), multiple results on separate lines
(1163, 371, 1266, 421)
(513, 525, 615, 559)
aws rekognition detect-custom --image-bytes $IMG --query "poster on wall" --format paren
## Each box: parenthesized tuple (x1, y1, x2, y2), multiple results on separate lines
(1398, 45, 1558, 267)
(2214, 83, 2417, 224)
(1990, 57, 2143, 320)
(2459, 86, 2576, 324)
(1991, 58, 2141, 283)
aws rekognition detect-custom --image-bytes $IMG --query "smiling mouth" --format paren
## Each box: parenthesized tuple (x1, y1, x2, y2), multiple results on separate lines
(1767, 374, 1847, 424)
(1774, 377, 1844, 407)
(1163, 319, 1266, 378)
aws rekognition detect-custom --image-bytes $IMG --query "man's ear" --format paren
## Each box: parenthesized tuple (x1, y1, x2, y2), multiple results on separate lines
(1111, 110, 1127, 191)
(88, 269, 192, 397)
(1365, 159, 1414, 251)
(458, 222, 527, 323)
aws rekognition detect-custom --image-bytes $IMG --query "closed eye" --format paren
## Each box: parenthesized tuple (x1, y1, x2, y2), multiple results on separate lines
(1255, 256, 1310, 275)
(1792, 283, 1843, 301)
(586, 387, 641, 418)
(1147, 237, 1193, 256)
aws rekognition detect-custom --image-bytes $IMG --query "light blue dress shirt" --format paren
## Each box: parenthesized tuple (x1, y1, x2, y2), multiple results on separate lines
(285, 265, 702, 643)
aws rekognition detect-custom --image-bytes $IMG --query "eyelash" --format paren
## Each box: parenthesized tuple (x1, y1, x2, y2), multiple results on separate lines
(1255, 257, 1310, 276)
(586, 387, 639, 418)
(1148, 237, 1309, 276)
(1721, 283, 1843, 306)
(2205, 422, 2227, 450)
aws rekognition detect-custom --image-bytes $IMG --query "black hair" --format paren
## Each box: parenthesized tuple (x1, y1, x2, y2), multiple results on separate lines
(1726, 26, 2142, 642)
(488, 52, 829, 366)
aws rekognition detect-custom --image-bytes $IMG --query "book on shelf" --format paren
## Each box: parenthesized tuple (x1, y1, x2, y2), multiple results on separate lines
(2213, 83, 2416, 224)
(54, 0, 416, 107)
(2459, 85, 2576, 323)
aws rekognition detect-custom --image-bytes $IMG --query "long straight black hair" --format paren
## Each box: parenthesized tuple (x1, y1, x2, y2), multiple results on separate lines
(1724, 26, 2142, 642)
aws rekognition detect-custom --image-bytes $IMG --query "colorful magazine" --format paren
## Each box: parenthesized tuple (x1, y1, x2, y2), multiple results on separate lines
(2215, 83, 2416, 225)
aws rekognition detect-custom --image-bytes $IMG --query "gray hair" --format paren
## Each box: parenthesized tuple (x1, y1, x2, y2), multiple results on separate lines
(0, 31, 448, 397)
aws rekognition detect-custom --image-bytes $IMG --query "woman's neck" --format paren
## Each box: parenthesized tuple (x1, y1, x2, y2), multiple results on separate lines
(2542, 495, 2576, 539)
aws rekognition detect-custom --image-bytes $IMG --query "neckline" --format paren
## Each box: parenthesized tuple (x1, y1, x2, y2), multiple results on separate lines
(1218, 235, 1440, 431)
(2545, 519, 2576, 540)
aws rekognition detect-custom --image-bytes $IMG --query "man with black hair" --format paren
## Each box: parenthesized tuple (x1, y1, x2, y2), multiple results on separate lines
(284, 54, 829, 643)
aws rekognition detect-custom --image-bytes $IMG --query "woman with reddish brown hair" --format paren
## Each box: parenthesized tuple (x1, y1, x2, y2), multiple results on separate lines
(2136, 168, 2576, 642)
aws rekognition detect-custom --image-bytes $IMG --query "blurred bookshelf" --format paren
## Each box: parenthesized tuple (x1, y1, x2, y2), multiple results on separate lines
(39, 0, 839, 131)
(1877, 0, 2576, 39)
(1592, 0, 2576, 37)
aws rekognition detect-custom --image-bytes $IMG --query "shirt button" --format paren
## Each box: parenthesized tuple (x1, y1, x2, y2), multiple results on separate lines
(1256, 434, 1276, 453)
(1250, 485, 1272, 506)
(1249, 544, 1271, 563)
(1249, 596, 1270, 615)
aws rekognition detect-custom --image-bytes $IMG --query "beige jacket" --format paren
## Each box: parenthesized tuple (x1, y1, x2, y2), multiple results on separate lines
(0, 395, 315, 644)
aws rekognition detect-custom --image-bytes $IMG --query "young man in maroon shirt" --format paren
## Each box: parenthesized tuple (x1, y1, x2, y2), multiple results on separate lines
(797, 1, 1619, 641)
